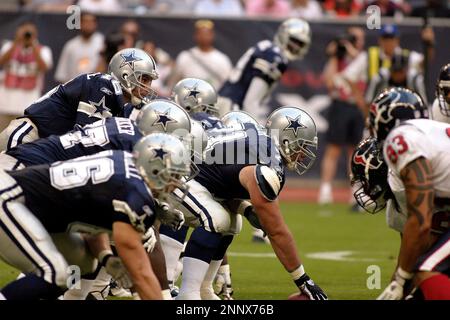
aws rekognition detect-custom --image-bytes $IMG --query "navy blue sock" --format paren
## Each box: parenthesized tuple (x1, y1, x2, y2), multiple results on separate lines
(212, 235, 234, 260)
(184, 228, 222, 263)
(1, 274, 65, 300)
(160, 224, 189, 244)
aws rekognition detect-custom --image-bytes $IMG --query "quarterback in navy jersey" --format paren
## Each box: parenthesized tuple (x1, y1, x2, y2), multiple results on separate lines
(217, 19, 311, 122)
(24, 72, 125, 138)
(0, 48, 158, 152)
(0, 132, 191, 300)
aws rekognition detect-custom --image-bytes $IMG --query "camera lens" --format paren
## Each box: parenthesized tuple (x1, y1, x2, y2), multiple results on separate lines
(24, 31, 32, 39)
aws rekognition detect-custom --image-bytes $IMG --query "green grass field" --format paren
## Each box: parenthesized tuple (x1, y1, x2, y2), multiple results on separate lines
(0, 202, 400, 300)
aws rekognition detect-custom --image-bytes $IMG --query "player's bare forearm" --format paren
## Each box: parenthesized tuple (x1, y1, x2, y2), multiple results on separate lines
(253, 200, 302, 271)
(398, 157, 433, 272)
(113, 222, 162, 300)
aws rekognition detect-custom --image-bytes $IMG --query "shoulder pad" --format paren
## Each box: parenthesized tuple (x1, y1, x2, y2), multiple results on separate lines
(254, 164, 281, 201)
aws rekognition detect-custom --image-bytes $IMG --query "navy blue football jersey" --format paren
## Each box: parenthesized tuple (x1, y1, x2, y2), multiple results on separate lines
(219, 40, 288, 108)
(24, 73, 125, 138)
(191, 112, 224, 131)
(9, 150, 155, 234)
(7, 117, 142, 167)
(121, 102, 142, 121)
(196, 123, 285, 200)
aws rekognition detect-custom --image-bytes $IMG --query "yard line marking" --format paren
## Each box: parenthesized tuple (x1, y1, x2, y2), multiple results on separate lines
(228, 250, 381, 262)
(228, 252, 277, 258)
(306, 251, 378, 262)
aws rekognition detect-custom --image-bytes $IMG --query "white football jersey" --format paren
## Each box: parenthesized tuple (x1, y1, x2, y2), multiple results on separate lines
(385, 119, 450, 232)
(384, 118, 450, 207)
(429, 98, 450, 124)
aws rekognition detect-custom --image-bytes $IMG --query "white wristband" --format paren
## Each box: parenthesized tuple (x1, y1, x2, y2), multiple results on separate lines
(396, 267, 414, 280)
(290, 265, 306, 281)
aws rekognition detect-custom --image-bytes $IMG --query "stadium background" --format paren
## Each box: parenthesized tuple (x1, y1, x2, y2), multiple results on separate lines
(1, 12, 449, 181)
(0, 11, 448, 300)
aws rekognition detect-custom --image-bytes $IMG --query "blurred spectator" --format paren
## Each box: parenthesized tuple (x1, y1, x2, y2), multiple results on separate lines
(411, 0, 450, 18)
(95, 32, 128, 73)
(19, 0, 74, 12)
(364, 0, 409, 17)
(123, 0, 195, 15)
(246, 0, 290, 17)
(0, 0, 18, 11)
(96, 20, 140, 73)
(168, 19, 232, 92)
(77, 0, 122, 13)
(0, 21, 53, 122)
(364, 50, 428, 105)
(323, 0, 361, 17)
(318, 27, 365, 206)
(194, 0, 244, 16)
(342, 24, 431, 114)
(120, 19, 142, 47)
(142, 40, 174, 97)
(54, 12, 104, 83)
(290, 0, 323, 19)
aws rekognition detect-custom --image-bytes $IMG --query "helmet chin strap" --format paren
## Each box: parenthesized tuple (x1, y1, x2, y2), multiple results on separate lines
(282, 140, 296, 169)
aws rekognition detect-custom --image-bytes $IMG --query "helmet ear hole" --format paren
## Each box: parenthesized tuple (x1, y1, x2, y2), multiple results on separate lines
(152, 169, 159, 175)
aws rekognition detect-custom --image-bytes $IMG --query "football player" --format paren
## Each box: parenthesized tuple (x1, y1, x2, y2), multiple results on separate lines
(0, 48, 158, 152)
(0, 133, 190, 300)
(360, 87, 450, 299)
(0, 100, 192, 300)
(429, 63, 450, 124)
(218, 18, 311, 122)
(166, 106, 326, 300)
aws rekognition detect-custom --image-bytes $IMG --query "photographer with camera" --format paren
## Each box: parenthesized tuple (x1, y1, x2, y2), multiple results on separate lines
(0, 21, 53, 127)
(318, 26, 366, 206)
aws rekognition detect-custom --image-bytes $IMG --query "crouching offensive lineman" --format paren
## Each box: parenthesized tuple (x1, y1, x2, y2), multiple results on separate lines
(0, 133, 190, 300)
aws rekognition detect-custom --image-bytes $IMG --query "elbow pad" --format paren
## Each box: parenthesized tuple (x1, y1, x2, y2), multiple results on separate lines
(254, 165, 281, 201)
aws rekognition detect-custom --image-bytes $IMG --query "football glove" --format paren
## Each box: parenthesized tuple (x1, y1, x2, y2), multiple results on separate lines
(296, 274, 328, 300)
(155, 202, 185, 231)
(377, 268, 413, 300)
(142, 226, 157, 253)
(100, 254, 133, 289)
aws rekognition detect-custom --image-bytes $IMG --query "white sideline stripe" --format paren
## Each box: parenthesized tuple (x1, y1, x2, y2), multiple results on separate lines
(228, 250, 379, 262)
(228, 252, 277, 258)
